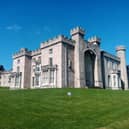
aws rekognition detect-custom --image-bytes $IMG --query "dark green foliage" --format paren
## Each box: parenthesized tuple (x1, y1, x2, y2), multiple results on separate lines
(0, 65, 5, 71)
(0, 88, 129, 129)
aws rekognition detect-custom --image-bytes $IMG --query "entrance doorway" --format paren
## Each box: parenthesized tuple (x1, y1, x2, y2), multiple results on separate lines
(84, 50, 96, 87)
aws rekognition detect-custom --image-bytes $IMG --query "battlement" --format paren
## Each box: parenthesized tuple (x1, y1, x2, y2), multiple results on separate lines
(88, 36, 101, 44)
(31, 49, 41, 56)
(116, 45, 126, 51)
(13, 48, 31, 59)
(40, 35, 74, 49)
(70, 26, 85, 36)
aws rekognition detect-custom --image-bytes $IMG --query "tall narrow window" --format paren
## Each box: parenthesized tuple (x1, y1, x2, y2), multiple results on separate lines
(50, 70, 54, 83)
(108, 75, 111, 87)
(113, 75, 116, 87)
(15, 76, 19, 86)
(107, 60, 110, 69)
(35, 75, 39, 86)
(68, 59, 72, 69)
(49, 58, 53, 66)
(17, 66, 20, 73)
(32, 77, 35, 86)
(43, 71, 48, 84)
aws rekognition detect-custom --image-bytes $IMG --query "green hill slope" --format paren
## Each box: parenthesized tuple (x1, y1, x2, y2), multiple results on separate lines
(0, 88, 129, 129)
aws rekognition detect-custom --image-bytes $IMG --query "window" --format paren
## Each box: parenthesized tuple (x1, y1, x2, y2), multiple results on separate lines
(17, 66, 20, 73)
(17, 59, 20, 64)
(35, 75, 39, 86)
(49, 49, 53, 54)
(107, 60, 110, 69)
(113, 75, 116, 87)
(108, 75, 111, 87)
(50, 70, 54, 83)
(15, 76, 19, 86)
(32, 77, 35, 86)
(68, 59, 72, 69)
(43, 71, 49, 84)
(36, 66, 40, 71)
(38, 56, 41, 62)
(8, 77, 11, 83)
(49, 58, 53, 66)
(113, 63, 116, 70)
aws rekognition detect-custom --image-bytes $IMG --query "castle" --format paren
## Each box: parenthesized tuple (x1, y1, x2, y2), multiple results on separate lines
(0, 27, 128, 90)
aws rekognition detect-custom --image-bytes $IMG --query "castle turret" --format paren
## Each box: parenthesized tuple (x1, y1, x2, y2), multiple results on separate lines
(88, 36, 101, 47)
(116, 46, 128, 90)
(12, 48, 31, 89)
(70, 27, 85, 88)
(70, 27, 85, 39)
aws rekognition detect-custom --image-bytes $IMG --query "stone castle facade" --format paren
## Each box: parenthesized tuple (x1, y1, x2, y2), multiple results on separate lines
(0, 27, 128, 90)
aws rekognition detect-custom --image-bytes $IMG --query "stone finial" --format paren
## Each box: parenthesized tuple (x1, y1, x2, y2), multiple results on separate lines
(88, 36, 101, 44)
(116, 45, 126, 51)
(70, 26, 85, 36)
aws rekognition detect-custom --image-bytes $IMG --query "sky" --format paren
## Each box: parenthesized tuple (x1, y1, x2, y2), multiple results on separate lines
(0, 0, 129, 70)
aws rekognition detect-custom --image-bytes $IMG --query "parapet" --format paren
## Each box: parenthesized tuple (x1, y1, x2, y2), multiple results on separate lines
(88, 36, 101, 44)
(116, 45, 126, 51)
(20, 48, 28, 52)
(70, 26, 85, 36)
(31, 49, 41, 56)
(13, 48, 31, 59)
(40, 35, 74, 49)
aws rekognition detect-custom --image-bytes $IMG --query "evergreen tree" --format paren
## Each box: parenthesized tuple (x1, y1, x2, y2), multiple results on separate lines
(0, 65, 5, 71)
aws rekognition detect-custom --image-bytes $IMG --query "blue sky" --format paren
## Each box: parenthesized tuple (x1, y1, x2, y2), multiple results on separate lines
(0, 0, 129, 69)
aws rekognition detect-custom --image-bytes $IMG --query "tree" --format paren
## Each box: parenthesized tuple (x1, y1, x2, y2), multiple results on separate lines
(0, 65, 5, 71)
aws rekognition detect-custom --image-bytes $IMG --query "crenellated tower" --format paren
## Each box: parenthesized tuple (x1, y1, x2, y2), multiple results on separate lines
(70, 27, 86, 88)
(87, 36, 103, 87)
(12, 48, 31, 89)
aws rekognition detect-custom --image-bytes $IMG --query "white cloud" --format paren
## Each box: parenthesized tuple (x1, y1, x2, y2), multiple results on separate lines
(6, 24, 22, 31)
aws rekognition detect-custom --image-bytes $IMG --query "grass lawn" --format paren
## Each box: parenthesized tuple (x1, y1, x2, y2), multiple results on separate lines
(0, 88, 129, 129)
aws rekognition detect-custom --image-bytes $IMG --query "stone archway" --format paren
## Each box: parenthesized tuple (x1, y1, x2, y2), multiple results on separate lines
(84, 50, 96, 87)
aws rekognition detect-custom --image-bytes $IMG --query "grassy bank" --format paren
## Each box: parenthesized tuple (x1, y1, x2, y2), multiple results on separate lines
(0, 88, 129, 129)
